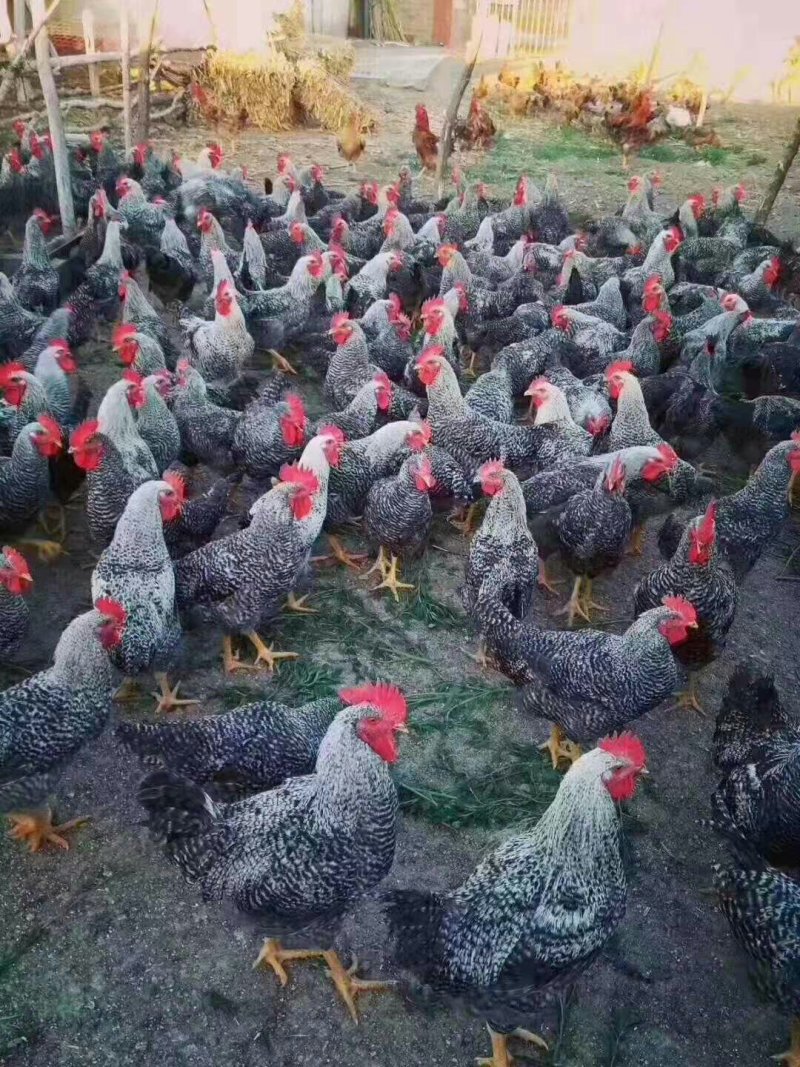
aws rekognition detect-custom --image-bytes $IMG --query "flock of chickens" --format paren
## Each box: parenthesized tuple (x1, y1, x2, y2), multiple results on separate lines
(2, 110, 800, 1066)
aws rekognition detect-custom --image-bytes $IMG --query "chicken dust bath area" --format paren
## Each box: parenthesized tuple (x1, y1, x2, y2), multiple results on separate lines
(1, 95, 800, 1067)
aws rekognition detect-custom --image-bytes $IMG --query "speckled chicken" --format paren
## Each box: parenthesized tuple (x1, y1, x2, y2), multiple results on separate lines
(0, 547, 32, 657)
(363, 451, 436, 600)
(139, 683, 407, 1021)
(385, 736, 648, 1067)
(91, 478, 191, 714)
(171, 360, 242, 469)
(231, 389, 306, 481)
(133, 372, 180, 475)
(120, 274, 180, 368)
(112, 323, 167, 378)
(476, 560, 696, 764)
(658, 434, 800, 579)
(12, 210, 59, 313)
(635, 501, 737, 711)
(1, 603, 125, 851)
(241, 251, 326, 353)
(181, 277, 254, 384)
(117, 694, 342, 797)
(324, 314, 418, 419)
(712, 664, 800, 870)
(0, 417, 63, 546)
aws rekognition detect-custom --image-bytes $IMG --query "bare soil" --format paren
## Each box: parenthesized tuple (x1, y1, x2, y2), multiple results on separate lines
(2, 80, 800, 1067)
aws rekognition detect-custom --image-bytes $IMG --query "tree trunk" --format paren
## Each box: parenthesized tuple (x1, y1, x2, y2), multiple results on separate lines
(755, 113, 800, 226)
(29, 0, 75, 233)
(434, 47, 480, 200)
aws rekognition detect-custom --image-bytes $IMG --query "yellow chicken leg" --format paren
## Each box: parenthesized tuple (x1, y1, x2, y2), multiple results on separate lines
(673, 673, 705, 715)
(268, 350, 297, 375)
(243, 631, 299, 673)
(628, 525, 647, 556)
(537, 558, 562, 596)
(152, 672, 199, 714)
(222, 635, 252, 674)
(360, 545, 390, 581)
(322, 950, 395, 1024)
(285, 592, 317, 614)
(578, 578, 607, 623)
(477, 1026, 549, 1067)
(538, 725, 583, 771)
(449, 503, 479, 535)
(253, 938, 324, 986)
(7, 808, 89, 852)
(12, 538, 64, 562)
(376, 554, 415, 602)
(556, 576, 591, 627)
(774, 1019, 800, 1067)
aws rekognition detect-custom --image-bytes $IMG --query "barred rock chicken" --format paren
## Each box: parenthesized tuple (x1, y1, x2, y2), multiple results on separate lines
(112, 323, 167, 378)
(0, 272, 43, 362)
(115, 177, 166, 248)
(476, 559, 696, 764)
(134, 372, 181, 475)
(325, 314, 417, 419)
(0, 417, 63, 558)
(634, 501, 737, 712)
(554, 458, 632, 626)
(146, 217, 197, 302)
(463, 461, 538, 662)
(69, 420, 139, 546)
(85, 218, 126, 310)
(1, 602, 125, 851)
(713, 818, 800, 1067)
(658, 434, 800, 579)
(386, 736, 647, 1067)
(232, 391, 306, 481)
(345, 251, 407, 318)
(196, 209, 239, 289)
(242, 251, 326, 355)
(120, 275, 180, 368)
(118, 693, 342, 798)
(363, 452, 436, 600)
(171, 361, 242, 469)
(174, 464, 320, 672)
(140, 683, 407, 1021)
(0, 547, 32, 658)
(181, 278, 254, 384)
(712, 665, 800, 870)
(91, 477, 193, 714)
(12, 210, 59, 313)
(314, 374, 389, 440)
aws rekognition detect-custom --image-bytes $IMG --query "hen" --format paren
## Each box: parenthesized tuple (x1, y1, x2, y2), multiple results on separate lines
(412, 104, 439, 172)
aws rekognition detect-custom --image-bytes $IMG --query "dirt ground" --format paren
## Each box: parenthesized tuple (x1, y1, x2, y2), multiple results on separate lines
(2, 77, 800, 1067)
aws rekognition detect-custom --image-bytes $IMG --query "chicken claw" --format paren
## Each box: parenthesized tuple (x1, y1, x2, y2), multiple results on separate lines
(222, 635, 254, 674)
(773, 1019, 800, 1067)
(476, 1026, 549, 1067)
(556, 576, 591, 627)
(253, 938, 324, 986)
(375, 554, 415, 602)
(324, 535, 368, 570)
(152, 672, 200, 714)
(360, 545, 390, 582)
(267, 350, 297, 375)
(449, 503, 479, 536)
(628, 525, 647, 556)
(39, 504, 67, 542)
(462, 350, 479, 378)
(7, 808, 89, 852)
(284, 592, 317, 614)
(537, 559, 562, 596)
(539, 725, 583, 771)
(673, 674, 705, 715)
(322, 950, 396, 1024)
(13, 538, 65, 563)
(244, 631, 299, 673)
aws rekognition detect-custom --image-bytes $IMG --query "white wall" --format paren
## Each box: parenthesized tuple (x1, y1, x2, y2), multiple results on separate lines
(565, 0, 796, 101)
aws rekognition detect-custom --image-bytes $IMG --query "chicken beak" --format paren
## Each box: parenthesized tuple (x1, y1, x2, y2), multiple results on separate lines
(395, 723, 410, 734)
(639, 767, 650, 776)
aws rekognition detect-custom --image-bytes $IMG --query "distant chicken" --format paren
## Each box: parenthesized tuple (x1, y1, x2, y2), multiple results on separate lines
(453, 95, 497, 151)
(336, 115, 367, 164)
(0, 547, 32, 657)
(412, 104, 439, 172)
(140, 684, 407, 1021)
(634, 501, 737, 711)
(1, 603, 125, 851)
(12, 210, 59, 313)
(386, 736, 648, 1067)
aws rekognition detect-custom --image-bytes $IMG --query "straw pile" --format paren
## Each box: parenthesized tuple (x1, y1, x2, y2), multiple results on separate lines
(196, 1, 373, 134)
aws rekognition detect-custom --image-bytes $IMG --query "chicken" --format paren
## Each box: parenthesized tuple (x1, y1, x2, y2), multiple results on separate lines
(91, 478, 193, 714)
(232, 391, 306, 481)
(453, 95, 497, 151)
(385, 736, 648, 1066)
(120, 275, 180, 368)
(241, 251, 327, 354)
(634, 501, 737, 711)
(362, 452, 436, 600)
(134, 372, 181, 475)
(85, 218, 127, 310)
(712, 665, 800, 868)
(112, 323, 167, 378)
(118, 694, 342, 797)
(476, 559, 696, 764)
(336, 115, 367, 164)
(139, 684, 407, 1020)
(1, 603, 125, 851)
(0, 547, 32, 657)
(12, 210, 59, 313)
(314, 374, 388, 440)
(181, 277, 254, 384)
(171, 360, 242, 469)
(146, 217, 198, 302)
(554, 457, 632, 625)
(0, 417, 64, 560)
(412, 104, 439, 172)
(324, 314, 417, 419)
(713, 819, 800, 1067)
(658, 434, 800, 580)
(114, 176, 166, 248)
(0, 272, 43, 363)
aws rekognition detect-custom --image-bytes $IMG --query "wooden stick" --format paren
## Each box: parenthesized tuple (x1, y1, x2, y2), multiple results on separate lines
(13, 0, 28, 103)
(435, 44, 480, 200)
(695, 89, 708, 129)
(82, 9, 100, 97)
(755, 113, 800, 226)
(28, 0, 75, 233)
(119, 0, 131, 154)
(135, 0, 159, 143)
(0, 0, 63, 109)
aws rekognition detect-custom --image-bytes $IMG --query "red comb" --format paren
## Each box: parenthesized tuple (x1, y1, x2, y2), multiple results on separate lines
(416, 345, 445, 365)
(112, 323, 137, 348)
(318, 424, 346, 444)
(480, 459, 505, 479)
(70, 419, 100, 449)
(599, 732, 647, 771)
(407, 420, 432, 450)
(339, 682, 408, 726)
(36, 413, 61, 439)
(122, 369, 143, 386)
(278, 463, 320, 494)
(287, 394, 306, 421)
(662, 595, 697, 626)
(0, 362, 25, 386)
(2, 546, 30, 578)
(163, 470, 186, 502)
(95, 597, 127, 625)
(606, 360, 636, 377)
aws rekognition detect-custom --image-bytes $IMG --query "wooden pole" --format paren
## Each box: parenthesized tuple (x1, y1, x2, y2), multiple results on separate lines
(135, 0, 159, 143)
(119, 0, 131, 154)
(435, 45, 480, 199)
(13, 0, 28, 103)
(0, 0, 63, 109)
(82, 9, 100, 98)
(754, 113, 800, 226)
(28, 0, 75, 232)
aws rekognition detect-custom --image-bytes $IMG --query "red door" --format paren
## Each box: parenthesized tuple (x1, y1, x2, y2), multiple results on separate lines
(433, 0, 453, 46)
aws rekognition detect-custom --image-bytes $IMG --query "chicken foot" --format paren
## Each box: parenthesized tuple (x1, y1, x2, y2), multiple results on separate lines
(284, 592, 317, 614)
(556, 576, 592, 627)
(325, 535, 368, 570)
(152, 672, 200, 714)
(673, 673, 705, 715)
(7, 808, 89, 852)
(244, 631, 299, 673)
(267, 349, 297, 375)
(449, 503, 480, 535)
(476, 1026, 549, 1067)
(628, 525, 647, 556)
(376, 554, 415, 602)
(538, 725, 583, 771)
(774, 1018, 800, 1067)
(12, 538, 65, 562)
(253, 938, 325, 985)
(39, 504, 67, 542)
(537, 558, 562, 596)
(359, 545, 390, 582)
(578, 578, 607, 622)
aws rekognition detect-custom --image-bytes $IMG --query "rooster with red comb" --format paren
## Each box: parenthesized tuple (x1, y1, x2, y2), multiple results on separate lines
(1, 602, 126, 851)
(0, 547, 32, 656)
(385, 735, 647, 1067)
(139, 682, 408, 1020)
(11, 210, 59, 314)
